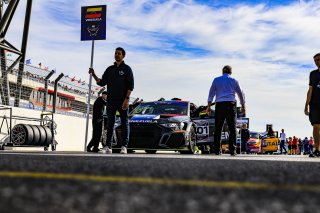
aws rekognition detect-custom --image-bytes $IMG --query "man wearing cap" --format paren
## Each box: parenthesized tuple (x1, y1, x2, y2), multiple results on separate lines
(206, 65, 246, 156)
(87, 90, 108, 152)
(89, 47, 134, 154)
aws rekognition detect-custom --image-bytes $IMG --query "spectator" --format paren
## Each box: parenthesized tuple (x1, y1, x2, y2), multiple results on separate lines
(298, 138, 303, 154)
(240, 123, 250, 154)
(309, 136, 314, 153)
(291, 136, 298, 155)
(279, 129, 287, 154)
(303, 137, 309, 154)
(288, 137, 293, 155)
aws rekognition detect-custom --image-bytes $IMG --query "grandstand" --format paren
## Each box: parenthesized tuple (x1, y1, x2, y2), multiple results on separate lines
(0, 57, 103, 117)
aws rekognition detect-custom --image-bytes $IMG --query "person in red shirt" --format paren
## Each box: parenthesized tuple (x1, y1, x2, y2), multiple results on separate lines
(291, 136, 298, 155)
(309, 136, 314, 153)
(287, 137, 292, 155)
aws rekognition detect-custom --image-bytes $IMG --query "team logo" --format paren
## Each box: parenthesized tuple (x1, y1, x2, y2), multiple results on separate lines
(119, 70, 124, 76)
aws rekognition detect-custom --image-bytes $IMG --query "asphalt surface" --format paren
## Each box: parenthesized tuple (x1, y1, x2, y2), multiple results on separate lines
(0, 151, 319, 213)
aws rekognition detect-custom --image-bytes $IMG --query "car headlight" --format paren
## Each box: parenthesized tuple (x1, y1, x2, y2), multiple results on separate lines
(160, 122, 184, 130)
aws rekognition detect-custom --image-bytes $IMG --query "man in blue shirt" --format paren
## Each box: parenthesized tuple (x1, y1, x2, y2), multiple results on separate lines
(206, 65, 246, 156)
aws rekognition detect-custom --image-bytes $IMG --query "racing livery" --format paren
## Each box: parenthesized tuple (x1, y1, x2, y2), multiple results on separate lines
(111, 100, 249, 154)
(113, 101, 197, 154)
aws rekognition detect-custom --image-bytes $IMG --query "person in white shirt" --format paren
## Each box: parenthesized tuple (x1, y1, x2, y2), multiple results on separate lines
(279, 129, 287, 154)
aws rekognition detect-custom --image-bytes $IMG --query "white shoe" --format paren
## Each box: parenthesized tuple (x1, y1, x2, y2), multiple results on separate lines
(102, 146, 112, 154)
(120, 146, 127, 154)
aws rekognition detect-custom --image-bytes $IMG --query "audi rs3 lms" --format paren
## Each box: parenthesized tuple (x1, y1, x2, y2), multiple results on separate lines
(112, 100, 197, 154)
(111, 100, 249, 154)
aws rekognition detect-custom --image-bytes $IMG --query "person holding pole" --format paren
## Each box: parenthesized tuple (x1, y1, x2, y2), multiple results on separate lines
(89, 47, 134, 154)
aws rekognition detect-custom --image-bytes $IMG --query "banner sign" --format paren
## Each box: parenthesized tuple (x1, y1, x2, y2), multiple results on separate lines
(81, 5, 106, 41)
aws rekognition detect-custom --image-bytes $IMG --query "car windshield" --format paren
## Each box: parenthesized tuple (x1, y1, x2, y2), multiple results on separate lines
(131, 101, 189, 115)
(250, 132, 259, 139)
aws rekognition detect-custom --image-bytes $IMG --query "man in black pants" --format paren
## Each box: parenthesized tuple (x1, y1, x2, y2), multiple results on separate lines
(240, 123, 250, 154)
(206, 65, 246, 156)
(87, 91, 107, 152)
(89, 47, 134, 154)
(304, 53, 320, 157)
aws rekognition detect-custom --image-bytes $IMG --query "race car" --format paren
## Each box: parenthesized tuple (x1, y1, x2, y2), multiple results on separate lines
(112, 100, 197, 154)
(111, 100, 249, 154)
(246, 131, 262, 153)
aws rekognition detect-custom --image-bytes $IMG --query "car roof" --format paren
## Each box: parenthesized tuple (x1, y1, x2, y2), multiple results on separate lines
(144, 100, 190, 104)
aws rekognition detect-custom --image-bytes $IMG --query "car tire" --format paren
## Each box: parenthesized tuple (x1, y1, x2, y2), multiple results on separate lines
(180, 126, 196, 154)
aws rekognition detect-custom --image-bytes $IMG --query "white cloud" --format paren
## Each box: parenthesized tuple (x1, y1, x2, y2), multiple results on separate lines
(3, 0, 319, 137)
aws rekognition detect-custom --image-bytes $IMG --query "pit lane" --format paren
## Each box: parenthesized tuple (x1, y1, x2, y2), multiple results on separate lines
(0, 151, 319, 213)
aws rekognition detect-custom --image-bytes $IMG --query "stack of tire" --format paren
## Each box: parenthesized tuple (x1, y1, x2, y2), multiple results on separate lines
(11, 124, 53, 146)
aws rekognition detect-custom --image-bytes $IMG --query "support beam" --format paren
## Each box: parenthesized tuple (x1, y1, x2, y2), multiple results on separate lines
(43, 70, 55, 112)
(14, 0, 32, 107)
(52, 73, 64, 113)
(0, 0, 19, 36)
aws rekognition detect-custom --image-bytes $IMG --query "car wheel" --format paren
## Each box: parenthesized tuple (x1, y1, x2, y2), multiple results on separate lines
(180, 126, 196, 154)
(145, 150, 157, 154)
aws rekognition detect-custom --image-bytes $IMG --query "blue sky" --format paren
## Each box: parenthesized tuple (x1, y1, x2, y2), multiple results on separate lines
(5, 0, 320, 137)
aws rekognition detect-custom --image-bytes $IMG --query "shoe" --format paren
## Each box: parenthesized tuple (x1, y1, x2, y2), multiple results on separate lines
(120, 146, 127, 154)
(86, 146, 93, 152)
(314, 149, 320, 157)
(209, 147, 215, 154)
(91, 148, 100, 153)
(102, 146, 112, 154)
(212, 151, 221, 155)
(230, 150, 237, 156)
(309, 153, 315, 157)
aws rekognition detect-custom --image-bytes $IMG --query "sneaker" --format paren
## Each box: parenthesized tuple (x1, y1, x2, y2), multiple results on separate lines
(120, 146, 127, 154)
(315, 149, 320, 157)
(102, 146, 112, 154)
(230, 150, 237, 156)
(91, 148, 101, 153)
(309, 153, 315, 157)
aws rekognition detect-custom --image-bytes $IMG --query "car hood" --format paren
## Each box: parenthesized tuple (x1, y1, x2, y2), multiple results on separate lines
(130, 114, 189, 123)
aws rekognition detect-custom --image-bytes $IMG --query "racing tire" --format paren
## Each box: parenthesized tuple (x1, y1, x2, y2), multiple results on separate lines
(145, 150, 157, 154)
(180, 126, 197, 154)
(30, 125, 41, 145)
(42, 126, 53, 146)
(37, 126, 47, 146)
(11, 124, 34, 145)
